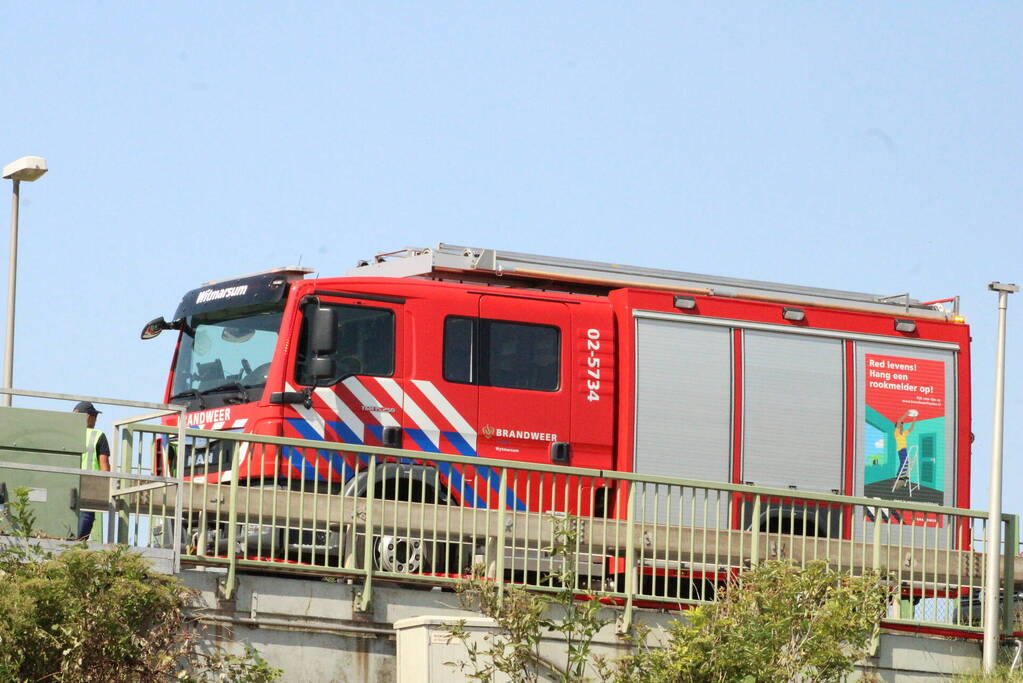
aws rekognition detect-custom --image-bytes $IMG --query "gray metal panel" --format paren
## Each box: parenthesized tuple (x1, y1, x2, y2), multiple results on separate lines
(634, 319, 733, 527)
(0, 406, 85, 454)
(0, 407, 84, 538)
(634, 319, 732, 483)
(741, 331, 844, 493)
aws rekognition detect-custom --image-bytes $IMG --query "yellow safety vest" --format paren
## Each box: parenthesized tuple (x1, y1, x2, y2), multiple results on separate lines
(81, 428, 102, 471)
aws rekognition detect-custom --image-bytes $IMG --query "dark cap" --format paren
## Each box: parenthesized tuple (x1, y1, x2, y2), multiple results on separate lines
(72, 401, 101, 416)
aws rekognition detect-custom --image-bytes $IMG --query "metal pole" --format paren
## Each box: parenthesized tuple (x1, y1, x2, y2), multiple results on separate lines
(984, 281, 1018, 672)
(2, 179, 20, 408)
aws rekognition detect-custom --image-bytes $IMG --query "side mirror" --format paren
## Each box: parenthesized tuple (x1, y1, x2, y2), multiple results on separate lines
(310, 306, 337, 355)
(141, 316, 169, 340)
(302, 301, 337, 387)
(308, 357, 336, 384)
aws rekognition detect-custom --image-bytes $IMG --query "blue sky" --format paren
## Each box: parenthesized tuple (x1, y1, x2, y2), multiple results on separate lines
(2, 4, 1021, 514)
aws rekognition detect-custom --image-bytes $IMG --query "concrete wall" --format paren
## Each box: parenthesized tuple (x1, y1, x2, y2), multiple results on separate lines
(391, 615, 985, 683)
(181, 569, 984, 683)
(862, 633, 982, 682)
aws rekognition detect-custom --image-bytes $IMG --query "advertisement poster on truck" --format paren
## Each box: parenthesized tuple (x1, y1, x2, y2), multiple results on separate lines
(863, 353, 946, 526)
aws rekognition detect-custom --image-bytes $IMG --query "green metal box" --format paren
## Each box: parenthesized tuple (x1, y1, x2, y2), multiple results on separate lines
(0, 406, 85, 538)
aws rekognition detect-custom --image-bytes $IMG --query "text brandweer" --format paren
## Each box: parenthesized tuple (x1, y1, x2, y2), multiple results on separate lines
(186, 408, 231, 426)
(494, 428, 558, 442)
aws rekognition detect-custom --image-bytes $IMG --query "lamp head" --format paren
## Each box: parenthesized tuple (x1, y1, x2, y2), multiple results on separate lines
(989, 282, 1019, 294)
(2, 156, 48, 182)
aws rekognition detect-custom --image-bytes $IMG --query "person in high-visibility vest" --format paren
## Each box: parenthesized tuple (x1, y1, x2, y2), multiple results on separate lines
(73, 401, 110, 539)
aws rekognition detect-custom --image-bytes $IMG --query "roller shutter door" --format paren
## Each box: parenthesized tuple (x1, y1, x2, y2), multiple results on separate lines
(741, 331, 844, 493)
(634, 319, 732, 526)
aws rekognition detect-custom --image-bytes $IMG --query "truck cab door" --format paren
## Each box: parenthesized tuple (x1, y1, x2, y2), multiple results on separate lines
(286, 293, 404, 483)
(475, 295, 571, 473)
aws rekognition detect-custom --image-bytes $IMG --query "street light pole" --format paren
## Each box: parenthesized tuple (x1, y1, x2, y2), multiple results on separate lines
(2, 180, 20, 407)
(983, 280, 1018, 672)
(2, 156, 48, 408)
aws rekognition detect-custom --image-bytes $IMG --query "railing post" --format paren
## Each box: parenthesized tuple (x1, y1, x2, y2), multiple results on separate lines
(1003, 513, 1019, 636)
(356, 456, 377, 613)
(173, 406, 186, 573)
(749, 494, 761, 568)
(872, 514, 882, 571)
(617, 481, 637, 635)
(868, 510, 884, 657)
(196, 510, 208, 556)
(111, 426, 133, 544)
(495, 469, 508, 605)
(219, 442, 241, 600)
(116, 423, 130, 475)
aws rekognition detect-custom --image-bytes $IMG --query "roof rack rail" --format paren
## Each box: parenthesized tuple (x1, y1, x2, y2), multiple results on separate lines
(348, 244, 952, 320)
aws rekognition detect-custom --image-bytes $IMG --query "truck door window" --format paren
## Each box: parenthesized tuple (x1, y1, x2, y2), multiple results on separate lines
(295, 304, 394, 385)
(443, 315, 560, 392)
(443, 316, 475, 384)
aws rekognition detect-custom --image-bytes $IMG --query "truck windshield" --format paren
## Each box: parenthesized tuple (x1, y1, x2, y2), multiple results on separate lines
(171, 310, 283, 399)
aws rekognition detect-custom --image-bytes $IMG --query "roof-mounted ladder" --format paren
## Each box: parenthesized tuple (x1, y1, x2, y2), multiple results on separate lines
(347, 243, 953, 320)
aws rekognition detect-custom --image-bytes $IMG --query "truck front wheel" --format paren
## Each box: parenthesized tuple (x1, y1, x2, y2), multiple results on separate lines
(374, 534, 430, 574)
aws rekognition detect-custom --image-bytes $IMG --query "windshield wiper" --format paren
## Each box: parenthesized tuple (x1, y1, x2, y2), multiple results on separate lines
(202, 382, 250, 405)
(169, 389, 206, 410)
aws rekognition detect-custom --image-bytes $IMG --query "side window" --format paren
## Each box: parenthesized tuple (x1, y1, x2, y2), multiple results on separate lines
(295, 304, 395, 385)
(443, 316, 560, 392)
(443, 316, 474, 384)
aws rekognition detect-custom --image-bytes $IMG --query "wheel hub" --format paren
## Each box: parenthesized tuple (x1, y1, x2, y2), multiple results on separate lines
(374, 535, 425, 573)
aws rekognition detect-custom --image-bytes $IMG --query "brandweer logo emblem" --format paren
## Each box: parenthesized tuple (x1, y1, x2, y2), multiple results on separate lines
(481, 424, 495, 439)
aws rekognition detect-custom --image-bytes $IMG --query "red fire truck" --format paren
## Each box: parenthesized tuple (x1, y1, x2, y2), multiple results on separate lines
(142, 244, 971, 570)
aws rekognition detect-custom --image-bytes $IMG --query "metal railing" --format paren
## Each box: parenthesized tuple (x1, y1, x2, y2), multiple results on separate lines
(107, 423, 1018, 635)
(0, 388, 186, 570)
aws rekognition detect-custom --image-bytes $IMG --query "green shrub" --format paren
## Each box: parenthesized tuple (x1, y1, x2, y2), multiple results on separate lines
(0, 488, 280, 682)
(446, 512, 890, 683)
(608, 559, 890, 683)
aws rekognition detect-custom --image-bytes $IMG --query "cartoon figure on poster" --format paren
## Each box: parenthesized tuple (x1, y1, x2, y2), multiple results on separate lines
(893, 409, 917, 479)
(863, 354, 946, 507)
